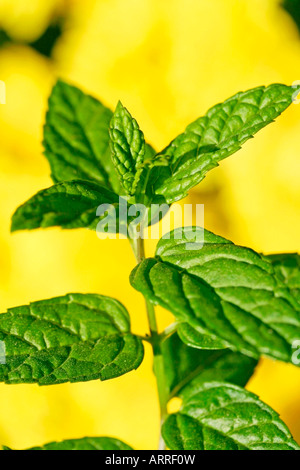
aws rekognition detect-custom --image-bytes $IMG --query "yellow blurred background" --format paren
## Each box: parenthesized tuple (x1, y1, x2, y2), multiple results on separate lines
(0, 0, 299, 450)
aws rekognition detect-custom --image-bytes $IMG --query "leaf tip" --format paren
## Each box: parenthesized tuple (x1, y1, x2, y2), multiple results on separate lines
(10, 213, 20, 233)
(115, 100, 125, 113)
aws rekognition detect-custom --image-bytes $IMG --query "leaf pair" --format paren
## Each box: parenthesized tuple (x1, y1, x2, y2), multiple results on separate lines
(11, 82, 299, 234)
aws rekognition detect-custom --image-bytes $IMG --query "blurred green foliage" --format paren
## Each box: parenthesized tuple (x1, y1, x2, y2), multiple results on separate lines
(282, 0, 300, 32)
(0, 20, 63, 57)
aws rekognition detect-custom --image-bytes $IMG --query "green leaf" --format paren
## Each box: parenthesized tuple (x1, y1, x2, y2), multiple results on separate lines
(162, 381, 300, 450)
(0, 294, 144, 385)
(109, 101, 145, 196)
(11, 180, 124, 233)
(150, 84, 299, 203)
(267, 253, 300, 307)
(44, 80, 121, 194)
(130, 227, 300, 363)
(162, 333, 257, 397)
(177, 322, 229, 350)
(4, 437, 134, 451)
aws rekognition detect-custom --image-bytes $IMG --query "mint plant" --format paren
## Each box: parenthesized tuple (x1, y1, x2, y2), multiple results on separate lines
(2, 80, 300, 450)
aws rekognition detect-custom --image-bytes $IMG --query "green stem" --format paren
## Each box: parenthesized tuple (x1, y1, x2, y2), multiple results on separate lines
(130, 234, 169, 450)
